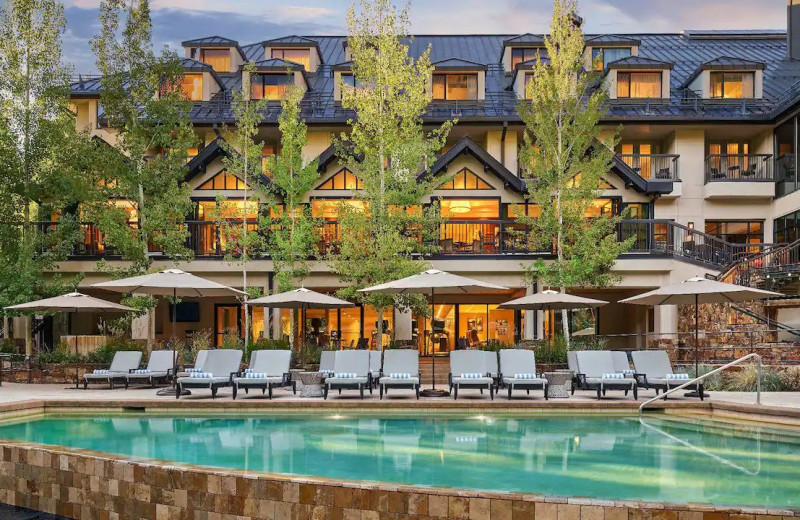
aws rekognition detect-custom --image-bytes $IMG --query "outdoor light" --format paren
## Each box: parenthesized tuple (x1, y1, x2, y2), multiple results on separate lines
(449, 200, 472, 214)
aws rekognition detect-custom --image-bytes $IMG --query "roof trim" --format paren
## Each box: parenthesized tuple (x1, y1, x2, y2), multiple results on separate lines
(425, 136, 525, 192)
(606, 56, 674, 70)
(186, 138, 230, 181)
(181, 58, 226, 90)
(432, 57, 488, 72)
(502, 33, 546, 47)
(262, 36, 319, 47)
(701, 56, 767, 70)
(585, 34, 642, 46)
(180, 37, 247, 60)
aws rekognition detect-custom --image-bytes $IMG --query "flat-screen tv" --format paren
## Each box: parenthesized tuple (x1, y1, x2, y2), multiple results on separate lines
(169, 302, 200, 323)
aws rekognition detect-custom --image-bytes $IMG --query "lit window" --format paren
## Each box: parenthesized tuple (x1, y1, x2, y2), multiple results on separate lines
(591, 47, 631, 71)
(251, 74, 291, 100)
(439, 168, 493, 190)
(186, 147, 199, 164)
(271, 48, 311, 71)
(261, 144, 275, 178)
(432, 74, 478, 100)
(178, 74, 203, 101)
(710, 72, 755, 99)
(316, 168, 363, 190)
(198, 171, 248, 190)
(617, 72, 662, 99)
(523, 73, 534, 98)
(199, 48, 230, 72)
(511, 48, 546, 69)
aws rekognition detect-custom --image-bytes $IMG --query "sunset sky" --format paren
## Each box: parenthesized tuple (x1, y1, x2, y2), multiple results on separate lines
(56, 0, 787, 72)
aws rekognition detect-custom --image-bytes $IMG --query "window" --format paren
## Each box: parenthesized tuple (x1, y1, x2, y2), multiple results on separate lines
(199, 49, 230, 72)
(439, 168, 493, 190)
(710, 72, 755, 99)
(198, 171, 248, 190)
(511, 48, 546, 69)
(584, 198, 619, 218)
(178, 74, 203, 101)
(617, 72, 662, 99)
(775, 211, 800, 244)
(251, 74, 291, 100)
(592, 47, 631, 71)
(523, 73, 534, 98)
(705, 220, 763, 246)
(341, 73, 362, 90)
(432, 74, 478, 100)
(316, 168, 364, 190)
(440, 199, 499, 220)
(261, 144, 275, 178)
(271, 48, 311, 71)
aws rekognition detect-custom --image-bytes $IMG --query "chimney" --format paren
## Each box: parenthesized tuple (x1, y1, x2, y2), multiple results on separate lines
(789, 0, 800, 59)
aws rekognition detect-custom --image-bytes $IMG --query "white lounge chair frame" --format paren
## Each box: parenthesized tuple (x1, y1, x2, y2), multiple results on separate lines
(124, 350, 175, 388)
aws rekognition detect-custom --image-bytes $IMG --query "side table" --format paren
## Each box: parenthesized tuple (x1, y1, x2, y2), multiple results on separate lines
(543, 371, 572, 398)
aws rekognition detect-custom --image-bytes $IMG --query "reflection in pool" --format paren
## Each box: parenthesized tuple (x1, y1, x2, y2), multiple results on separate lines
(0, 414, 797, 508)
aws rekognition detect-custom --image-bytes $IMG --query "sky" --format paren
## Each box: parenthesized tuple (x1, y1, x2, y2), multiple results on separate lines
(53, 0, 788, 73)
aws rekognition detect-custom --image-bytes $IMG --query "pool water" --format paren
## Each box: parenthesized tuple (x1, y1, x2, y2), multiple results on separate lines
(0, 413, 797, 508)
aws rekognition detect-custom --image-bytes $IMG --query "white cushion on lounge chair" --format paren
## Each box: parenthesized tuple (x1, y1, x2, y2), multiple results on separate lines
(84, 351, 142, 380)
(585, 377, 635, 387)
(485, 351, 498, 377)
(177, 349, 242, 387)
(319, 351, 336, 373)
(631, 350, 674, 380)
(380, 350, 420, 386)
(177, 349, 209, 378)
(369, 350, 382, 377)
(611, 351, 632, 373)
(126, 350, 174, 381)
(450, 351, 492, 385)
(326, 351, 370, 387)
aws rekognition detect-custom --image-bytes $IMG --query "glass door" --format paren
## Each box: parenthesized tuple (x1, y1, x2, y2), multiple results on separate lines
(215, 304, 241, 347)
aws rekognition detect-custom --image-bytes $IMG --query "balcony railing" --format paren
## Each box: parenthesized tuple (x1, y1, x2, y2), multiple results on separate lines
(617, 154, 680, 181)
(704, 154, 773, 183)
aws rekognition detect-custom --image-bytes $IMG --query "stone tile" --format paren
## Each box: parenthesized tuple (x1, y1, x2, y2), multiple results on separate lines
(558, 503, 581, 520)
(606, 507, 629, 520)
(342, 508, 361, 520)
(703, 514, 729, 520)
(513, 500, 537, 519)
(284, 482, 300, 503)
(582, 505, 605, 520)
(469, 498, 491, 520)
(679, 513, 704, 520)
(653, 512, 679, 520)
(428, 495, 449, 518)
(450, 496, 469, 518)
(408, 493, 428, 516)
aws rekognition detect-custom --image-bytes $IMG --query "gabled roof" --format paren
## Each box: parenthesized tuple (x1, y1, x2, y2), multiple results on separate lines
(606, 56, 674, 70)
(701, 56, 767, 70)
(262, 35, 319, 47)
(331, 60, 354, 71)
(515, 57, 550, 70)
(426, 137, 525, 192)
(181, 58, 226, 89)
(181, 36, 246, 59)
(432, 58, 487, 72)
(585, 34, 641, 46)
(249, 59, 310, 90)
(186, 138, 230, 181)
(502, 33, 546, 46)
(316, 144, 338, 172)
(610, 154, 675, 194)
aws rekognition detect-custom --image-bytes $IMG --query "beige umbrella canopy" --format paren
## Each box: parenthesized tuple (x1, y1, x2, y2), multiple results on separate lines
(248, 288, 354, 309)
(5, 292, 136, 388)
(620, 277, 781, 394)
(360, 269, 508, 397)
(498, 290, 607, 311)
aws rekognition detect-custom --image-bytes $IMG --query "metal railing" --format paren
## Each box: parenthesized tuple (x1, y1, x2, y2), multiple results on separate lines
(638, 353, 762, 417)
(704, 154, 774, 183)
(616, 154, 679, 181)
(716, 238, 800, 289)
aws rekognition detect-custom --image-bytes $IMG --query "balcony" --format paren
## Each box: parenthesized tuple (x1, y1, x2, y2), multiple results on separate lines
(703, 154, 774, 199)
(616, 154, 680, 181)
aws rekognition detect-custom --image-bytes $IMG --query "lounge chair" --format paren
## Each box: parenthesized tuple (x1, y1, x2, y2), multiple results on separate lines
(177, 349, 209, 378)
(324, 350, 372, 399)
(449, 350, 493, 400)
(567, 351, 580, 393)
(123, 350, 175, 388)
(575, 350, 637, 400)
(369, 350, 383, 386)
(611, 351, 637, 380)
(499, 349, 548, 400)
(232, 350, 292, 400)
(83, 351, 143, 389)
(378, 349, 420, 399)
(485, 350, 499, 388)
(319, 350, 335, 375)
(176, 349, 243, 399)
(631, 350, 701, 399)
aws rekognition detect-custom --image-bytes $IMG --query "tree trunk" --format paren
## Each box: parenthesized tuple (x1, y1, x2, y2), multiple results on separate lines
(376, 310, 384, 351)
(24, 316, 33, 358)
(3, 316, 9, 340)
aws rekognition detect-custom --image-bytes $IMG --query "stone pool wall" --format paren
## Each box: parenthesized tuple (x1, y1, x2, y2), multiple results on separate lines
(0, 440, 796, 520)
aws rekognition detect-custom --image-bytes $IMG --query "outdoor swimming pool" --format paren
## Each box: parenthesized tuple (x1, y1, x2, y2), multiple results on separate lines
(0, 413, 796, 509)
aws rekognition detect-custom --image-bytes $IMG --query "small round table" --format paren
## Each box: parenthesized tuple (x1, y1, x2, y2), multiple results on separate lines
(544, 371, 572, 399)
(297, 371, 325, 398)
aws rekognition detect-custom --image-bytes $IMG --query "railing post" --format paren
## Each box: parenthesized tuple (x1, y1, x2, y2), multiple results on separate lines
(756, 354, 762, 405)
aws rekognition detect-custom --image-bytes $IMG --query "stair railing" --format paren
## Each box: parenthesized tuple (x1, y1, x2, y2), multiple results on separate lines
(638, 353, 762, 417)
(717, 238, 800, 287)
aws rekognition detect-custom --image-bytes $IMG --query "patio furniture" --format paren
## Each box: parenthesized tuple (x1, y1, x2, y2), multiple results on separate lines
(232, 350, 293, 400)
(369, 350, 383, 387)
(83, 351, 143, 389)
(176, 349, 243, 399)
(611, 351, 637, 379)
(566, 351, 580, 392)
(379, 349, 420, 399)
(319, 350, 335, 375)
(485, 350, 499, 387)
(499, 349, 548, 399)
(449, 350, 494, 400)
(124, 350, 175, 388)
(178, 349, 209, 378)
(324, 350, 372, 399)
(575, 350, 637, 400)
(298, 371, 326, 397)
(631, 350, 702, 398)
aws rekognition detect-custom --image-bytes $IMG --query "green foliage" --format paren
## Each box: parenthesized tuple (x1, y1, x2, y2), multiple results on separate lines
(0, 339, 18, 354)
(484, 340, 513, 352)
(533, 336, 568, 365)
(86, 0, 196, 275)
(219, 334, 244, 351)
(779, 366, 800, 391)
(570, 336, 608, 351)
(516, 0, 633, 342)
(38, 338, 145, 365)
(328, 0, 455, 348)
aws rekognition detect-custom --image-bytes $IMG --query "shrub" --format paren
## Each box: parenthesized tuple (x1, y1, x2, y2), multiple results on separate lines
(219, 334, 244, 350)
(780, 366, 800, 391)
(85, 341, 145, 365)
(687, 363, 724, 391)
(534, 336, 567, 365)
(0, 339, 18, 354)
(37, 348, 82, 364)
(247, 338, 291, 363)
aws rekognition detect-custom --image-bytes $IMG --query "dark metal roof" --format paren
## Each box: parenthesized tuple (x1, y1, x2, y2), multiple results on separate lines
(331, 61, 354, 71)
(71, 32, 800, 124)
(585, 35, 642, 46)
(701, 56, 767, 70)
(432, 58, 487, 71)
(181, 58, 226, 89)
(606, 56, 674, 70)
(250, 58, 305, 71)
(502, 34, 546, 46)
(182, 36, 239, 47)
(186, 137, 229, 181)
(262, 36, 319, 47)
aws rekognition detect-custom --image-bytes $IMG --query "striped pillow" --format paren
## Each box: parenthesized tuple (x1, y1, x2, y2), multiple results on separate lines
(185, 367, 203, 373)
(190, 372, 214, 379)
(244, 373, 270, 379)
(602, 373, 625, 379)
(92, 369, 112, 374)
(131, 369, 151, 374)
(513, 373, 537, 379)
(388, 373, 411, 379)
(335, 373, 357, 379)
(459, 373, 483, 379)
(665, 373, 690, 380)
(621, 369, 636, 375)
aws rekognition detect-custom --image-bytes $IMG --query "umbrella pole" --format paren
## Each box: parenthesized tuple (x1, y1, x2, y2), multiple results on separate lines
(158, 288, 186, 397)
(685, 293, 707, 399)
(73, 313, 79, 389)
(420, 287, 448, 397)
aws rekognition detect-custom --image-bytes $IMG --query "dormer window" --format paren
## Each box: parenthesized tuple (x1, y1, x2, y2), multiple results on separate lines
(341, 73, 362, 90)
(511, 48, 546, 70)
(180, 74, 203, 101)
(617, 72, 661, 99)
(592, 47, 631, 71)
(432, 74, 478, 101)
(251, 74, 290, 100)
(199, 49, 230, 72)
(270, 48, 311, 71)
(710, 72, 755, 99)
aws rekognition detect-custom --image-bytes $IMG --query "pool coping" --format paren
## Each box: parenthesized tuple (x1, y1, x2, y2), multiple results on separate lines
(1, 398, 799, 519)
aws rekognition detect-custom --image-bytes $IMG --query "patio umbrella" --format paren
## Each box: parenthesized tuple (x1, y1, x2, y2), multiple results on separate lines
(360, 269, 508, 397)
(92, 269, 246, 395)
(5, 292, 136, 388)
(248, 288, 354, 351)
(619, 276, 780, 396)
(497, 290, 607, 311)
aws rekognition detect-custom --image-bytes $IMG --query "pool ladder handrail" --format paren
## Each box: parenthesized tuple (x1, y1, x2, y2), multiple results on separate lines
(638, 353, 762, 417)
